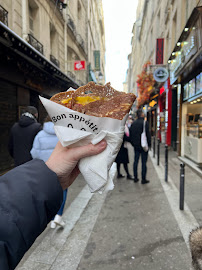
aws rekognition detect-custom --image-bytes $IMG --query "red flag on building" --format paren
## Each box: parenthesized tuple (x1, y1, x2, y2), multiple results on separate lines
(74, 61, 85, 70)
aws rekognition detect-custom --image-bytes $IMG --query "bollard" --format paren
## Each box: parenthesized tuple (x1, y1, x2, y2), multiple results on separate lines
(153, 136, 155, 158)
(179, 163, 185, 210)
(157, 138, 160, 165)
(165, 145, 168, 182)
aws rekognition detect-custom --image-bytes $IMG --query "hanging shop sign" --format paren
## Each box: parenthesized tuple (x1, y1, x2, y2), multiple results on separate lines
(153, 67, 169, 82)
(149, 100, 157, 107)
(94, 50, 100, 71)
(156, 39, 164, 65)
(74, 61, 86, 70)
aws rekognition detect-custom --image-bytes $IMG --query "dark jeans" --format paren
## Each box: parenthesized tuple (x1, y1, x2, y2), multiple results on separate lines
(57, 189, 68, 216)
(117, 163, 130, 176)
(133, 147, 148, 181)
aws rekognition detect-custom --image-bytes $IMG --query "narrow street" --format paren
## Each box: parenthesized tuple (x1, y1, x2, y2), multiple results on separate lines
(0, 1, 201, 269)
(16, 144, 202, 270)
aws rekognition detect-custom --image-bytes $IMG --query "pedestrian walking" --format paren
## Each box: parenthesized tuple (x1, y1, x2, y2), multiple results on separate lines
(8, 106, 42, 166)
(31, 115, 67, 229)
(127, 114, 133, 128)
(129, 109, 151, 184)
(115, 124, 134, 180)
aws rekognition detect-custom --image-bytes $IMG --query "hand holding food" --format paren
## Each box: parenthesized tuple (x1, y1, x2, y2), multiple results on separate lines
(40, 82, 136, 193)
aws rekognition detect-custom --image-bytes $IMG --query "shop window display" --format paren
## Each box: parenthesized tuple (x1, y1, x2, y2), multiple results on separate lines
(184, 108, 202, 166)
(188, 78, 196, 98)
(196, 72, 202, 93)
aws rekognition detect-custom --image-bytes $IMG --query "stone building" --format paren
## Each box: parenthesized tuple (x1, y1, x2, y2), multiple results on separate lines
(87, 0, 105, 85)
(0, 0, 105, 172)
(128, 0, 201, 95)
(127, 0, 202, 169)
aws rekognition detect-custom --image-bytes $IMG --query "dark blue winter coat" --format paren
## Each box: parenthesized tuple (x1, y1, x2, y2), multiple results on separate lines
(8, 114, 42, 166)
(0, 159, 63, 270)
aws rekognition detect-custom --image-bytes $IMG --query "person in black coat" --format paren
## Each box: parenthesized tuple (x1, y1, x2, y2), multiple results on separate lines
(8, 106, 42, 166)
(115, 125, 134, 180)
(129, 109, 151, 184)
(0, 140, 107, 270)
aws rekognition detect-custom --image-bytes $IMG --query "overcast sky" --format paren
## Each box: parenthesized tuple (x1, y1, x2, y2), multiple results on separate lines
(102, 0, 138, 91)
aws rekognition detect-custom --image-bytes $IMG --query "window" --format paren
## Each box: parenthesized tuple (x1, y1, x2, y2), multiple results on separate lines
(29, 6, 34, 35)
(157, 10, 160, 36)
(50, 23, 59, 66)
(28, 0, 39, 37)
(172, 12, 177, 50)
(78, 1, 81, 20)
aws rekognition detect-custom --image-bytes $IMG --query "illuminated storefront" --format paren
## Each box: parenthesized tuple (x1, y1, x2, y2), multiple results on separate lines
(169, 7, 202, 167)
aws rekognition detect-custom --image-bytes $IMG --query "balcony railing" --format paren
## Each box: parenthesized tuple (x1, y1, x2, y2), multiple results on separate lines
(0, 5, 8, 26)
(67, 14, 76, 36)
(50, 0, 66, 13)
(50, 54, 60, 68)
(76, 34, 85, 51)
(67, 71, 76, 80)
(28, 34, 43, 54)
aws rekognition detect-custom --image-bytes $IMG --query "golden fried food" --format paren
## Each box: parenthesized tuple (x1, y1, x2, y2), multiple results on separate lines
(50, 82, 136, 120)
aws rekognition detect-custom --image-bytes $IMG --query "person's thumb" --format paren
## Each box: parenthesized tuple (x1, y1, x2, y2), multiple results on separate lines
(70, 140, 107, 161)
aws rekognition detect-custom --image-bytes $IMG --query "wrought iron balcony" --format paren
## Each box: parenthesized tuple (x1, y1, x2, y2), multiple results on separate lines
(67, 14, 76, 36)
(67, 71, 76, 80)
(28, 34, 43, 54)
(50, 54, 60, 68)
(52, 0, 67, 10)
(76, 34, 85, 51)
(77, 79, 84, 86)
(0, 5, 8, 26)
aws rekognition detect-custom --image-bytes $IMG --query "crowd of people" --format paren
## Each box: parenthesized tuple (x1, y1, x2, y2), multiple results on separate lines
(1, 106, 151, 269)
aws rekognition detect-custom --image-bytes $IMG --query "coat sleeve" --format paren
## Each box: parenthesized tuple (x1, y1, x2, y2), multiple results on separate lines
(129, 125, 135, 147)
(0, 159, 63, 270)
(30, 134, 41, 159)
(8, 128, 14, 158)
(145, 121, 151, 148)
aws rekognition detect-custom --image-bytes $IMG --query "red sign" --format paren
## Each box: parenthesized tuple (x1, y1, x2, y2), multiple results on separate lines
(74, 61, 85, 70)
(156, 39, 164, 64)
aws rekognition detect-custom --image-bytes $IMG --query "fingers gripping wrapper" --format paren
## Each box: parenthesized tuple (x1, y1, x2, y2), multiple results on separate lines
(41, 82, 136, 193)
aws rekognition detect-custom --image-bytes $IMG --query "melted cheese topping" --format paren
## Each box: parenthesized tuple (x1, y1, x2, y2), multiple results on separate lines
(61, 98, 72, 104)
(75, 96, 102, 105)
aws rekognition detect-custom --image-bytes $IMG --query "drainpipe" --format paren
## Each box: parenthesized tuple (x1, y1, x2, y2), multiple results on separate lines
(22, 0, 28, 41)
(63, 0, 68, 74)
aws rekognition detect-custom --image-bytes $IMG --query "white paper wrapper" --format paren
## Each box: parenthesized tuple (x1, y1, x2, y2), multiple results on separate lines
(39, 95, 128, 193)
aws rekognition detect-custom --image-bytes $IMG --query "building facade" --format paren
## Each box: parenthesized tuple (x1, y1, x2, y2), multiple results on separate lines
(87, 0, 105, 85)
(127, 0, 202, 168)
(0, 0, 105, 172)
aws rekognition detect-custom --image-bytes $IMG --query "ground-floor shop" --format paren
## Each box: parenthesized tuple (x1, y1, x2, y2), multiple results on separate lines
(181, 73, 202, 167)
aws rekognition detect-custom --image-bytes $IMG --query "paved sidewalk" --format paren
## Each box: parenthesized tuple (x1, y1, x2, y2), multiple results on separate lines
(154, 141, 202, 225)
(16, 144, 202, 270)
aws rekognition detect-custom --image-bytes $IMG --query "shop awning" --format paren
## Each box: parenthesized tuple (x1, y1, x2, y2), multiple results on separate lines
(0, 22, 79, 91)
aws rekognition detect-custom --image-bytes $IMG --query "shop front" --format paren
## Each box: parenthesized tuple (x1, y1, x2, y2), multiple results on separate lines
(169, 6, 202, 167)
(182, 73, 202, 166)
